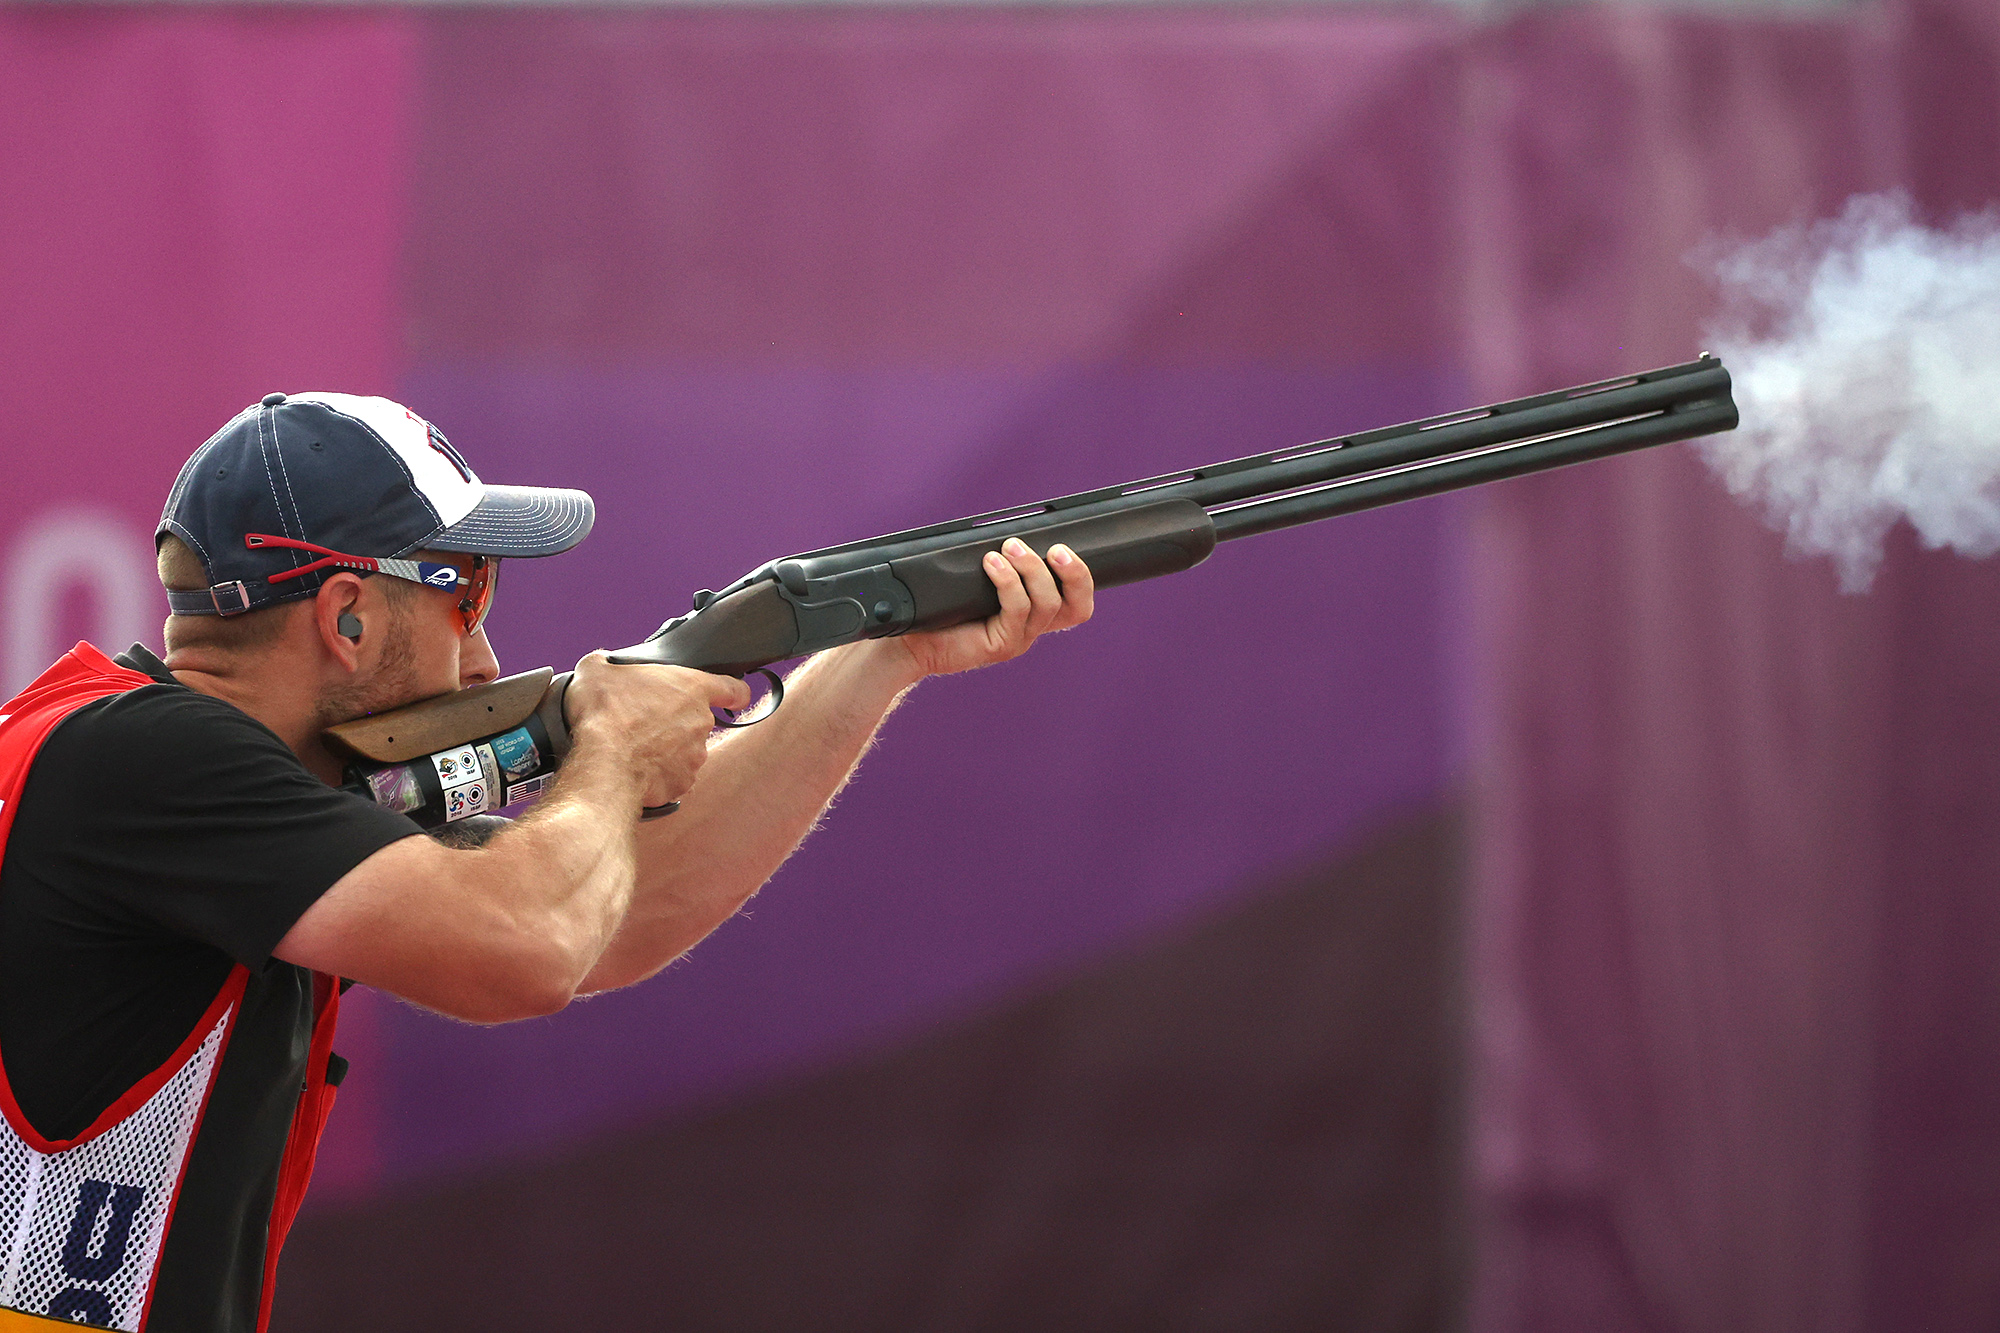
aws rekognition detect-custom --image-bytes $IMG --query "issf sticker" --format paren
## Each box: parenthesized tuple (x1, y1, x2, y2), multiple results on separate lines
(431, 745, 481, 789)
(366, 764, 426, 815)
(444, 782, 489, 823)
(489, 726, 541, 782)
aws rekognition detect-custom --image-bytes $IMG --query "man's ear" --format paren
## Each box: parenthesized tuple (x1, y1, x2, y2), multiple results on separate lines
(315, 575, 368, 670)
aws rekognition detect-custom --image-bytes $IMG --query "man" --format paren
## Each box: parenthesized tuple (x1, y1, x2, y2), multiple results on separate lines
(0, 392, 1093, 1332)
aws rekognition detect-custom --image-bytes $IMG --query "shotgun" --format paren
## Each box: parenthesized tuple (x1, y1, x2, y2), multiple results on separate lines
(325, 355, 1737, 828)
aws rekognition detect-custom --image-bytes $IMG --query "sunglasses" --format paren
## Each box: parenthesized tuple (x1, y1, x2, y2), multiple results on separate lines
(245, 533, 501, 636)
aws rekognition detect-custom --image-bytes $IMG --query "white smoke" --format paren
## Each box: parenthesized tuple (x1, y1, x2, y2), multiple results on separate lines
(1697, 192, 2000, 592)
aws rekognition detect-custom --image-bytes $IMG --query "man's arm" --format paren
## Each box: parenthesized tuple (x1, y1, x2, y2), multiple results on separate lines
(276, 540, 1089, 1019)
(576, 539, 1094, 994)
(274, 660, 749, 1022)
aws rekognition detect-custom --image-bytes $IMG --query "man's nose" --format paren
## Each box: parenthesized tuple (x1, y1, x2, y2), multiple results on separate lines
(460, 626, 500, 688)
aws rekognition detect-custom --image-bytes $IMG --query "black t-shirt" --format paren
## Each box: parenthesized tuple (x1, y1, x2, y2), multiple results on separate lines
(0, 644, 419, 1141)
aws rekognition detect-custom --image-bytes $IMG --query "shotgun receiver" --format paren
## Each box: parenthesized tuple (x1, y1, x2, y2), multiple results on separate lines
(325, 356, 1737, 828)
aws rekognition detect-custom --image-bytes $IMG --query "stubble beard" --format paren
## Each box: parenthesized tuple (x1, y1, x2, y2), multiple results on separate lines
(314, 602, 423, 731)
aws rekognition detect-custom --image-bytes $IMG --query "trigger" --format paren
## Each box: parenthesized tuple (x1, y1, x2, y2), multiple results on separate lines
(712, 668, 786, 730)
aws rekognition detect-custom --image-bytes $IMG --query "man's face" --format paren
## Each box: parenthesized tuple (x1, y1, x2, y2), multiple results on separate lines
(398, 592, 501, 705)
(315, 553, 502, 728)
(397, 550, 502, 699)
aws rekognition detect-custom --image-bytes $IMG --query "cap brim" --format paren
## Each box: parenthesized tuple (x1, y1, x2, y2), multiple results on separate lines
(427, 485, 596, 557)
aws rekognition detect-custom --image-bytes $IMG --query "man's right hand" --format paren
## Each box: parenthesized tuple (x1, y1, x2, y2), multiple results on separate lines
(280, 655, 753, 1023)
(563, 651, 753, 811)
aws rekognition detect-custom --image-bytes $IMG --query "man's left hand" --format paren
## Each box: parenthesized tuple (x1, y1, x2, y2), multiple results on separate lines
(893, 539, 1095, 679)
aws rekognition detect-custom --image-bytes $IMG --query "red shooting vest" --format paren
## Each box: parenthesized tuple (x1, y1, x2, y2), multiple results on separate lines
(0, 643, 342, 1333)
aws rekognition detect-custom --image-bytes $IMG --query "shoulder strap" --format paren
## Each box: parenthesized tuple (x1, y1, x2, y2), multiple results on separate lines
(0, 642, 159, 861)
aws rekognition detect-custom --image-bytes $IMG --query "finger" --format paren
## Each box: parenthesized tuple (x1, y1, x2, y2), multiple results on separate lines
(651, 665, 750, 712)
(699, 671, 754, 711)
(561, 651, 614, 722)
(1003, 538, 1063, 636)
(983, 548, 1032, 643)
(1046, 544, 1096, 628)
(643, 758, 700, 810)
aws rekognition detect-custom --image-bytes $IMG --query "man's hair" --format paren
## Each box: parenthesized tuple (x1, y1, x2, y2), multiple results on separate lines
(157, 534, 416, 655)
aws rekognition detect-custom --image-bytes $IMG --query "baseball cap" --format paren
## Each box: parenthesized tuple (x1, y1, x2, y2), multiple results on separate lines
(159, 392, 594, 617)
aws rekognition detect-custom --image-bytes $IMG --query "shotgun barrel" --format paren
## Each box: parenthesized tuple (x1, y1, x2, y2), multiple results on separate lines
(605, 356, 1734, 673)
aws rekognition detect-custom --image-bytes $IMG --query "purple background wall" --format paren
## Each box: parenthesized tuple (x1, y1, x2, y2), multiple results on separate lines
(367, 9, 1470, 1187)
(5, 1, 2000, 1328)
(1463, 4, 2000, 1328)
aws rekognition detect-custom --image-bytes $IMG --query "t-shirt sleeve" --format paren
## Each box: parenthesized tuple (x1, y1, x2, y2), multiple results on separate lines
(22, 683, 422, 969)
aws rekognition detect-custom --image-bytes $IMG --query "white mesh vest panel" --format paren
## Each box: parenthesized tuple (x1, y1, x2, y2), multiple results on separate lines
(0, 998, 234, 1331)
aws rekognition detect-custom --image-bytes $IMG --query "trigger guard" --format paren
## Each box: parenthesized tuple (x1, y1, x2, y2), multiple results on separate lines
(713, 668, 785, 730)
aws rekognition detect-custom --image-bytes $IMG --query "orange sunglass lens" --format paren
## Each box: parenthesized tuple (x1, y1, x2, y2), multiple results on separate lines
(458, 557, 498, 634)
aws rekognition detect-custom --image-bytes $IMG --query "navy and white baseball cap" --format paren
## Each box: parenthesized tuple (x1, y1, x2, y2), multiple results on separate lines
(159, 391, 595, 616)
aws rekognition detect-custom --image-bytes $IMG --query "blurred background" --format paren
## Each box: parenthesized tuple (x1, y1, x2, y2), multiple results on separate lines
(4, 0, 1998, 1327)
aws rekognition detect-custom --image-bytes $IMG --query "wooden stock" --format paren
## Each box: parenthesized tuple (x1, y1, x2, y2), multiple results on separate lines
(322, 667, 555, 764)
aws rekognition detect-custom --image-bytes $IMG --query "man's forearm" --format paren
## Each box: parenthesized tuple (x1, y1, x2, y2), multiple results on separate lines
(576, 639, 921, 993)
(483, 732, 644, 985)
(279, 726, 647, 1022)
